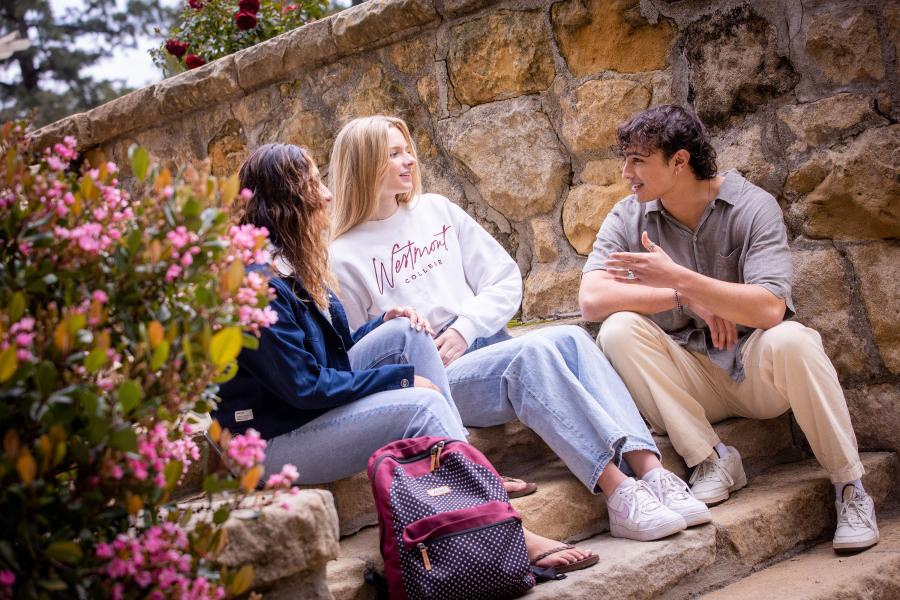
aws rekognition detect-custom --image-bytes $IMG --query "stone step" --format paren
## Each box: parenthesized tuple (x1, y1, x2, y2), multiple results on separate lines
(325, 450, 897, 600)
(700, 507, 900, 600)
(311, 414, 797, 538)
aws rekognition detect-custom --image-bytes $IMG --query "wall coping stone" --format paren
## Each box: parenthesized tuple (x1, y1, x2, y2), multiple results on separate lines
(30, 0, 449, 152)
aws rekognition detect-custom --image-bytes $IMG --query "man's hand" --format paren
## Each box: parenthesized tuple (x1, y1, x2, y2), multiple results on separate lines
(689, 300, 738, 351)
(414, 375, 440, 392)
(384, 306, 435, 336)
(605, 231, 687, 289)
(435, 328, 468, 366)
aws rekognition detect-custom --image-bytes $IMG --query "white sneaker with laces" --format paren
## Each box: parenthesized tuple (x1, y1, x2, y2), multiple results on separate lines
(688, 446, 747, 505)
(643, 469, 712, 527)
(607, 477, 687, 541)
(833, 485, 879, 551)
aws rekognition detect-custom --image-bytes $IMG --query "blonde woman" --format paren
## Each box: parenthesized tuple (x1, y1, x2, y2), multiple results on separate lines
(329, 116, 712, 542)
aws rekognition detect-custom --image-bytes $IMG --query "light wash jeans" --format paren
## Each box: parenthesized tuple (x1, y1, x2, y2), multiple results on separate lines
(263, 317, 467, 483)
(447, 325, 658, 493)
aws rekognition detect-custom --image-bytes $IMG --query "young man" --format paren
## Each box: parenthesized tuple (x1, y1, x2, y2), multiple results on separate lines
(578, 104, 878, 552)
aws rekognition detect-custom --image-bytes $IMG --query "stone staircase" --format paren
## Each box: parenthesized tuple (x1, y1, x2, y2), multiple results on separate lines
(321, 415, 899, 600)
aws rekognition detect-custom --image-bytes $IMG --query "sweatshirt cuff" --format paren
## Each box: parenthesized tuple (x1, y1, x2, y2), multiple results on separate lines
(449, 317, 480, 348)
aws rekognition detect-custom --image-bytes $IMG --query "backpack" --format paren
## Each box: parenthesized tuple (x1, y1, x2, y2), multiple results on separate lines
(367, 436, 537, 600)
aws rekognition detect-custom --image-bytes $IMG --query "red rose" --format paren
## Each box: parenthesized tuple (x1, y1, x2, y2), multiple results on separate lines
(164, 39, 188, 59)
(188, 0, 204, 9)
(184, 54, 206, 69)
(238, 0, 260, 13)
(234, 10, 258, 30)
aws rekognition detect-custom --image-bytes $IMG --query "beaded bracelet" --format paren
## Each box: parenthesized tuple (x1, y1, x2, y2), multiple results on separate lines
(674, 289, 684, 314)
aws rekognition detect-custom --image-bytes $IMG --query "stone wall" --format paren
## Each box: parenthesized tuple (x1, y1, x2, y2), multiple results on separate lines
(34, 0, 899, 451)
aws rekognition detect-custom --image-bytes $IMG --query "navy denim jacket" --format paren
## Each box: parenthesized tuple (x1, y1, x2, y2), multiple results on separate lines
(213, 274, 414, 439)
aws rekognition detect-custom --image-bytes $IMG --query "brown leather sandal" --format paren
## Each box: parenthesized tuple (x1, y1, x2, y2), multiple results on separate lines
(529, 544, 599, 574)
(502, 475, 538, 499)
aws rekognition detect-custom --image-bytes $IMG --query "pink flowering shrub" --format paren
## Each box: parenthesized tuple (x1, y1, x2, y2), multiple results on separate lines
(152, 0, 328, 74)
(0, 121, 293, 598)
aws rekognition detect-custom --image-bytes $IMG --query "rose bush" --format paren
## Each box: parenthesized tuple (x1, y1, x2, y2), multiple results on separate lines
(153, 0, 328, 73)
(0, 121, 293, 598)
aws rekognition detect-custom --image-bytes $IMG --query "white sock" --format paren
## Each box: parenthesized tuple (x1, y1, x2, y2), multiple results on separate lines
(835, 480, 864, 502)
(714, 443, 729, 458)
(641, 467, 667, 481)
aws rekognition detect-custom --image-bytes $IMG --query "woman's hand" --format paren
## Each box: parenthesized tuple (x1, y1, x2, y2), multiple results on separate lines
(605, 231, 687, 289)
(435, 328, 468, 367)
(384, 306, 435, 335)
(414, 375, 440, 392)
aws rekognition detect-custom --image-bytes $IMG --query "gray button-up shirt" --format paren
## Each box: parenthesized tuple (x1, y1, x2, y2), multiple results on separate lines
(583, 169, 795, 381)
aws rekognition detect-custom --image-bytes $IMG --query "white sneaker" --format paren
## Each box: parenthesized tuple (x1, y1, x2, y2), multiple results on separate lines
(688, 446, 747, 505)
(643, 469, 713, 527)
(607, 477, 687, 541)
(833, 485, 879, 551)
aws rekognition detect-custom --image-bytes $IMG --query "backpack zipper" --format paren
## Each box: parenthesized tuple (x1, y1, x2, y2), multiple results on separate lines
(429, 441, 445, 471)
(372, 440, 458, 474)
(413, 517, 518, 571)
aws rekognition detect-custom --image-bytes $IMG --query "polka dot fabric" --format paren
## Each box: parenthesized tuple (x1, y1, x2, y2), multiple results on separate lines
(370, 438, 535, 600)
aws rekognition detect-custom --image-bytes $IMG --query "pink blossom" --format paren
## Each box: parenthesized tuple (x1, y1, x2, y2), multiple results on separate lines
(92, 290, 109, 304)
(0, 570, 15, 587)
(239, 188, 253, 201)
(165, 264, 182, 282)
(96, 543, 114, 559)
(47, 156, 65, 171)
(225, 428, 267, 469)
(106, 161, 118, 174)
(265, 463, 299, 489)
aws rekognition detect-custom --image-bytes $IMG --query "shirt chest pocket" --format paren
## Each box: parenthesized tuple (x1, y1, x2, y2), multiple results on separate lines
(712, 247, 742, 283)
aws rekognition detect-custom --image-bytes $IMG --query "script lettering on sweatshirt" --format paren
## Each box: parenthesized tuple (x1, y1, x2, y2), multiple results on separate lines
(372, 224, 452, 294)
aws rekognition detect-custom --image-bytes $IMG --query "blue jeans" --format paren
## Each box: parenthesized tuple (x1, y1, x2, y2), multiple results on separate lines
(263, 318, 468, 483)
(447, 325, 658, 493)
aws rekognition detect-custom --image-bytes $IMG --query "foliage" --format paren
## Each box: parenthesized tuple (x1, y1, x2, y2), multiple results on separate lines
(0, 121, 295, 598)
(153, 0, 328, 74)
(0, 0, 176, 127)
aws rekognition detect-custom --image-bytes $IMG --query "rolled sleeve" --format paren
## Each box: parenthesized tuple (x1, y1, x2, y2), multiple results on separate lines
(742, 216, 795, 317)
(583, 204, 629, 273)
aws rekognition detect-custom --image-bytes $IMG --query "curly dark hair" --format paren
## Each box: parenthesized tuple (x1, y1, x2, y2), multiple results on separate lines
(237, 143, 336, 310)
(617, 105, 718, 180)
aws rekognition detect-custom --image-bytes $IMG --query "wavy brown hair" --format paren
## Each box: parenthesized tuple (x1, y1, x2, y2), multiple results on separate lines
(237, 143, 336, 310)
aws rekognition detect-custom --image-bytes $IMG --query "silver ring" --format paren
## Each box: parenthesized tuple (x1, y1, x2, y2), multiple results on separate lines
(648, 242, 656, 251)
(626, 270, 636, 280)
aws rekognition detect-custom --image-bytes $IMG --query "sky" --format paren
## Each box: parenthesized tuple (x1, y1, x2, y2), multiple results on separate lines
(48, 0, 353, 90)
(50, 0, 180, 89)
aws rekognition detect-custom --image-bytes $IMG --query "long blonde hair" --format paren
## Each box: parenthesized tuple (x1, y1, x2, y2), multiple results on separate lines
(237, 143, 336, 310)
(330, 116, 422, 238)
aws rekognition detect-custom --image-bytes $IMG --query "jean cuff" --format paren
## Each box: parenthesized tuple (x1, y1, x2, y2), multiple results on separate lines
(587, 434, 627, 495)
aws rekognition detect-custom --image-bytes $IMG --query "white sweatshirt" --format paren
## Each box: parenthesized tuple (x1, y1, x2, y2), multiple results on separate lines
(329, 193, 523, 346)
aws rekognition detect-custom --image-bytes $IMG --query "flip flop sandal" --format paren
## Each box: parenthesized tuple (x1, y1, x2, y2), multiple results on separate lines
(529, 544, 600, 574)
(502, 475, 539, 499)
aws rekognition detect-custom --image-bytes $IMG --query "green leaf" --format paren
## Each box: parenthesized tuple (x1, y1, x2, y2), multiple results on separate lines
(184, 198, 202, 218)
(203, 475, 239, 495)
(129, 145, 150, 182)
(242, 333, 259, 351)
(213, 506, 230, 525)
(46, 540, 82, 564)
(67, 313, 86, 335)
(208, 327, 242, 368)
(117, 380, 141, 414)
(35, 361, 58, 396)
(163, 460, 183, 490)
(0, 346, 18, 383)
(151, 340, 170, 370)
(8, 291, 26, 322)
(84, 348, 107, 373)
(212, 360, 238, 384)
(229, 564, 254, 596)
(109, 427, 137, 452)
(126, 229, 142, 256)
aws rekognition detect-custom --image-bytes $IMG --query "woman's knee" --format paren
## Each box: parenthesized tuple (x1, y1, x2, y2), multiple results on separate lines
(398, 389, 465, 437)
(756, 321, 824, 358)
(597, 311, 648, 354)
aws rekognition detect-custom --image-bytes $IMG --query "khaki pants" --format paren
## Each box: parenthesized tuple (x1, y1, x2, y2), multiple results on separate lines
(598, 312, 864, 484)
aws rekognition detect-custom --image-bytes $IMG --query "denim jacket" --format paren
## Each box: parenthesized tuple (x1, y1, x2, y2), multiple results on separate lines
(213, 274, 414, 439)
